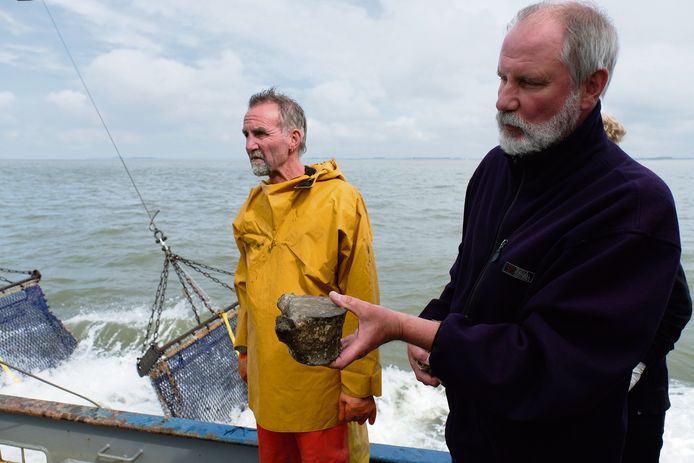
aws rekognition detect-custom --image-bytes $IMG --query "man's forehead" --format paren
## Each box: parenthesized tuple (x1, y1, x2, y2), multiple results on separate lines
(244, 102, 281, 127)
(499, 17, 565, 68)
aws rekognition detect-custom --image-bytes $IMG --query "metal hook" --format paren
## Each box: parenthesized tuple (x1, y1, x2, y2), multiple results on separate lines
(148, 210, 161, 233)
(148, 211, 169, 251)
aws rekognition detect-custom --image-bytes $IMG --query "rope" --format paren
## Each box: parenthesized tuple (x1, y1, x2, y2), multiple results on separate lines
(0, 357, 20, 384)
(41, 0, 155, 225)
(39, 0, 236, 353)
(221, 311, 240, 359)
(0, 358, 102, 408)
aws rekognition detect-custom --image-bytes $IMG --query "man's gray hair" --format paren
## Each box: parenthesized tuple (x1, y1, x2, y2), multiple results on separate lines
(511, 1, 619, 97)
(248, 88, 307, 155)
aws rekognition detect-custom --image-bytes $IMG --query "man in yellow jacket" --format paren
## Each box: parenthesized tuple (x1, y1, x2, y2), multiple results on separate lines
(234, 88, 381, 463)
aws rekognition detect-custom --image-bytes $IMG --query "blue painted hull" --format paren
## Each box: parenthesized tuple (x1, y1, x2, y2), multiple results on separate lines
(0, 394, 450, 462)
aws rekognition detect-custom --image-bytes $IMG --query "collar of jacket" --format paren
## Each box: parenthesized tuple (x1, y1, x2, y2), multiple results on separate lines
(294, 159, 344, 189)
(296, 165, 319, 188)
(502, 101, 609, 190)
(258, 159, 343, 191)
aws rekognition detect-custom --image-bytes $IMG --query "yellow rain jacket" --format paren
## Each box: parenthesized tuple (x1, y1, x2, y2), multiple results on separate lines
(233, 159, 381, 433)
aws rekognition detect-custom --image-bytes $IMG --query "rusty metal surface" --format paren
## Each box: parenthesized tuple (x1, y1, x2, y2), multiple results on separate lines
(0, 394, 450, 462)
(0, 397, 258, 463)
(0, 393, 254, 444)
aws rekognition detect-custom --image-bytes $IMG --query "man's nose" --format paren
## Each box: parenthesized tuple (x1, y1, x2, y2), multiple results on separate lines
(496, 84, 520, 112)
(246, 136, 258, 152)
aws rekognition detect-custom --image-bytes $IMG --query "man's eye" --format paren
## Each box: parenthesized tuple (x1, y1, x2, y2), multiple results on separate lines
(521, 79, 544, 88)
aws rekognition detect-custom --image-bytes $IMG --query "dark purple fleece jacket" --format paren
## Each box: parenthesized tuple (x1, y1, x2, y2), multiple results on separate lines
(421, 103, 681, 463)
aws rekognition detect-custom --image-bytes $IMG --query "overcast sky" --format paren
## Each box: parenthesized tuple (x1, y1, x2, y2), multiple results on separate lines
(1, 0, 693, 160)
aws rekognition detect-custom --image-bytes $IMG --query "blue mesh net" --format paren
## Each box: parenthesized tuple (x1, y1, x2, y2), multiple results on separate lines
(0, 282, 77, 372)
(148, 309, 248, 422)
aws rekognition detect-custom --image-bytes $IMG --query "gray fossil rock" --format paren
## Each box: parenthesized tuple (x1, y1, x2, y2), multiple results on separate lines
(275, 293, 346, 366)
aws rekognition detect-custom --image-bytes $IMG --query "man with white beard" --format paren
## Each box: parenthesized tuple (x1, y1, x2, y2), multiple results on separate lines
(324, 2, 682, 462)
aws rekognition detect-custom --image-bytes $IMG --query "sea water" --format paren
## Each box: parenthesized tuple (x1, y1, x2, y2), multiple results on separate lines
(1, 157, 693, 460)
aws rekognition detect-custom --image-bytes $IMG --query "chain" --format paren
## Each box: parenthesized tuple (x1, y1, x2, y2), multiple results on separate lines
(0, 267, 33, 275)
(141, 223, 234, 353)
(0, 268, 37, 285)
(142, 255, 170, 351)
(177, 256, 235, 292)
(171, 258, 204, 324)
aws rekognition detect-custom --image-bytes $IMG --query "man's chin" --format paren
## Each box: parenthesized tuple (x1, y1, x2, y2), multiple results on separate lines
(250, 161, 269, 177)
(500, 134, 529, 156)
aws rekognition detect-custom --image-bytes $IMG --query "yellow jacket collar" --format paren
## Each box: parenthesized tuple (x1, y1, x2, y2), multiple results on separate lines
(295, 159, 343, 189)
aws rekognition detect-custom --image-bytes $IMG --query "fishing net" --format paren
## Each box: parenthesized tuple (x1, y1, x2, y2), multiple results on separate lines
(0, 272, 77, 373)
(135, 236, 248, 422)
(141, 304, 248, 422)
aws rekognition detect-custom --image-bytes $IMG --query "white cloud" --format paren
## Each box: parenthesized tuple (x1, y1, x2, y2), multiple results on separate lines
(46, 89, 88, 114)
(88, 49, 195, 103)
(0, 50, 18, 66)
(82, 47, 251, 142)
(0, 43, 71, 72)
(306, 81, 381, 120)
(48, 0, 164, 53)
(0, 9, 31, 35)
(1, 0, 693, 159)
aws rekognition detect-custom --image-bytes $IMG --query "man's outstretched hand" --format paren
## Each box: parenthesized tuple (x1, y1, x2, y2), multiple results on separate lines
(328, 291, 441, 371)
(328, 291, 401, 369)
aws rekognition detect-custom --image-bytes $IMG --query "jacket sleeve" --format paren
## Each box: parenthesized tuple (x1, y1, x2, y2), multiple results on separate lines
(337, 192, 382, 398)
(642, 264, 692, 366)
(233, 224, 248, 351)
(429, 232, 681, 421)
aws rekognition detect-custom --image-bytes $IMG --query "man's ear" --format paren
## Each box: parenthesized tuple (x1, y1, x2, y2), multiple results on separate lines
(288, 128, 302, 153)
(580, 68, 609, 110)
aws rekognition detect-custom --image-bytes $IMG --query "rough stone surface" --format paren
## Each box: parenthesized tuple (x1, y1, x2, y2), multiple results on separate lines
(275, 293, 346, 366)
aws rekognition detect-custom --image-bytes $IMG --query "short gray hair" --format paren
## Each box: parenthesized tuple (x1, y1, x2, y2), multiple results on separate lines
(248, 88, 307, 155)
(511, 1, 619, 96)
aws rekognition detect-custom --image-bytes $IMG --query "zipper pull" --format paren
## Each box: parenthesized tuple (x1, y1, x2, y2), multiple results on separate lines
(491, 239, 508, 263)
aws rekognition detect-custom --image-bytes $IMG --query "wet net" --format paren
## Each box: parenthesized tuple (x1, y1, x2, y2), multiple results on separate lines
(0, 272, 77, 373)
(142, 304, 248, 422)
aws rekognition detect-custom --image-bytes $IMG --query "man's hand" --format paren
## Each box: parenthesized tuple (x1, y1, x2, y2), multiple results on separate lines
(338, 392, 377, 425)
(237, 352, 248, 383)
(328, 291, 441, 370)
(328, 292, 401, 369)
(407, 344, 441, 387)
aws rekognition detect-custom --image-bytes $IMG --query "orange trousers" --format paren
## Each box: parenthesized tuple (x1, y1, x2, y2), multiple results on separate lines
(257, 423, 349, 463)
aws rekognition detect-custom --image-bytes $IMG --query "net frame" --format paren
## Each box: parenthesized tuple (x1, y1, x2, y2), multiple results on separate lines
(144, 304, 248, 422)
(0, 273, 77, 374)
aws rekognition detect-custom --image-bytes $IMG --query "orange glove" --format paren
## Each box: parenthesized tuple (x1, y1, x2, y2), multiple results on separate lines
(338, 392, 377, 425)
(237, 352, 248, 383)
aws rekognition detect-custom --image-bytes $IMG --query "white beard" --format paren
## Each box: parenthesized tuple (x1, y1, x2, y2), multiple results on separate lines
(497, 90, 582, 157)
(249, 150, 270, 176)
